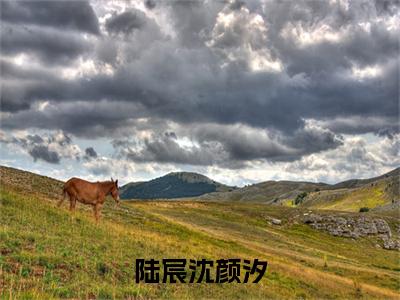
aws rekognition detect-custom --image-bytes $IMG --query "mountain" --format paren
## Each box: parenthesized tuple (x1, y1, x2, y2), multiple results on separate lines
(200, 168, 400, 212)
(329, 167, 400, 189)
(304, 168, 399, 212)
(1, 164, 398, 212)
(199, 180, 328, 202)
(120, 171, 236, 199)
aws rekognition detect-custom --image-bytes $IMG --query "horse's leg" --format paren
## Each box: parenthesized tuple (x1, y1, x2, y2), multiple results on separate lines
(92, 204, 97, 221)
(57, 189, 67, 207)
(69, 196, 77, 212)
(94, 203, 102, 223)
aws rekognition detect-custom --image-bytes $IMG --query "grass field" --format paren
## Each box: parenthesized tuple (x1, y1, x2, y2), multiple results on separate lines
(1, 166, 399, 299)
(302, 176, 399, 213)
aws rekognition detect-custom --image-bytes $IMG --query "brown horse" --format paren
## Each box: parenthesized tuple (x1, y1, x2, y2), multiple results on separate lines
(58, 177, 120, 222)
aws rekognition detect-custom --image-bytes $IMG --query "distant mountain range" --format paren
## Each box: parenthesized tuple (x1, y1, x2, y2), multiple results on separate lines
(1, 164, 398, 213)
(120, 172, 236, 199)
(199, 167, 399, 212)
(120, 168, 399, 213)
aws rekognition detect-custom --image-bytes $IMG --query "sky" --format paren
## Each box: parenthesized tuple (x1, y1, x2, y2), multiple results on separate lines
(0, 0, 399, 187)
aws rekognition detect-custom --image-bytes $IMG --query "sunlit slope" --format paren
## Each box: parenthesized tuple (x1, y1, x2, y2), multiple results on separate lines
(199, 168, 399, 213)
(0, 166, 399, 299)
(303, 174, 399, 212)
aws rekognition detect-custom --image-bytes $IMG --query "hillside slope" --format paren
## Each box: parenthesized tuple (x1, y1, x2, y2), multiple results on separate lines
(120, 171, 235, 199)
(199, 168, 399, 212)
(0, 165, 63, 199)
(1, 166, 400, 298)
(329, 168, 400, 190)
(200, 180, 327, 203)
(303, 172, 399, 212)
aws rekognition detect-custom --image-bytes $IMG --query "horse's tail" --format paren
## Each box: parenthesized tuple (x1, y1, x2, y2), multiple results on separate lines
(58, 185, 68, 207)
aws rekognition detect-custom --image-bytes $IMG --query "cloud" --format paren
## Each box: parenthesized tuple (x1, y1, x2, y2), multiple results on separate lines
(313, 116, 399, 136)
(285, 133, 400, 183)
(0, 0, 398, 179)
(0, 24, 93, 66)
(0, 131, 81, 164)
(229, 1, 245, 11)
(28, 145, 60, 164)
(105, 9, 148, 35)
(2, 8, 397, 133)
(1, 0, 99, 34)
(85, 147, 98, 159)
(113, 122, 342, 168)
(144, 0, 157, 10)
(116, 132, 220, 166)
(0, 100, 145, 137)
(82, 157, 138, 181)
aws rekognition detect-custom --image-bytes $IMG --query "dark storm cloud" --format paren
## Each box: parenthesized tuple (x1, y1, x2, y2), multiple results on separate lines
(28, 145, 60, 164)
(1, 0, 99, 35)
(0, 100, 150, 137)
(165, 0, 225, 47)
(191, 124, 343, 162)
(0, 24, 92, 65)
(317, 116, 399, 137)
(0, 0, 399, 168)
(85, 147, 98, 158)
(229, 1, 245, 11)
(123, 133, 220, 166)
(114, 123, 343, 166)
(281, 126, 343, 156)
(0, 132, 75, 164)
(1, 58, 57, 81)
(105, 9, 148, 35)
(374, 0, 400, 15)
(145, 0, 157, 10)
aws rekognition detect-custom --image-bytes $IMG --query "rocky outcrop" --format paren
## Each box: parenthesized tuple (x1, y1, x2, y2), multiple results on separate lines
(303, 214, 399, 250)
(265, 216, 282, 225)
(271, 218, 282, 225)
(383, 237, 400, 250)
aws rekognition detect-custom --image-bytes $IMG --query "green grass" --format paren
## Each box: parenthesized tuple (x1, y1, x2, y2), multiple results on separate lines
(1, 166, 399, 299)
(311, 183, 388, 212)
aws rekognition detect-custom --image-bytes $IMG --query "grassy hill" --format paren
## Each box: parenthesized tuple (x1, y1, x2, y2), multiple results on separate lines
(199, 168, 399, 213)
(329, 168, 400, 190)
(0, 166, 399, 299)
(199, 180, 327, 203)
(303, 172, 399, 212)
(120, 171, 235, 200)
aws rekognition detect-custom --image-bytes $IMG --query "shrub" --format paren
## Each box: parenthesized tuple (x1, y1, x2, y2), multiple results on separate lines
(359, 207, 369, 212)
(294, 192, 308, 205)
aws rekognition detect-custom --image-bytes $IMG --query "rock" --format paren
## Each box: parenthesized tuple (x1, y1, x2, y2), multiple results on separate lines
(374, 219, 391, 237)
(335, 217, 347, 225)
(303, 214, 322, 224)
(383, 238, 400, 250)
(271, 218, 282, 225)
(303, 213, 393, 242)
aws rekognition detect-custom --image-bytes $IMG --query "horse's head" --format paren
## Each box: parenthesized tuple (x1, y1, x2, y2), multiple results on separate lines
(110, 178, 120, 205)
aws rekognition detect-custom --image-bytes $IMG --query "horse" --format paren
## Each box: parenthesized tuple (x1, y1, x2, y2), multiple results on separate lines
(58, 177, 120, 222)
